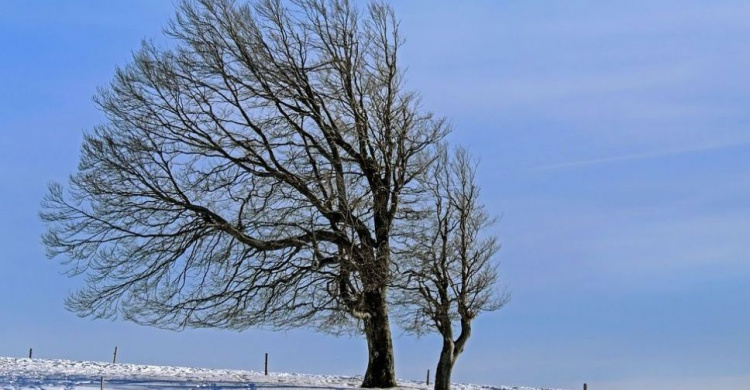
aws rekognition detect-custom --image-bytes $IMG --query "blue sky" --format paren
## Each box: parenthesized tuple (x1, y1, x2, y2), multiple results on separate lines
(1, 1, 749, 389)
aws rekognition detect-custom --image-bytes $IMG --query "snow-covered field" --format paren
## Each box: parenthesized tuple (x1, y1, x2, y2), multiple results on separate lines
(0, 357, 559, 390)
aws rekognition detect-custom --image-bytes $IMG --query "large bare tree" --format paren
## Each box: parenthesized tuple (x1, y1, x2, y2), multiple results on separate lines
(41, 0, 447, 387)
(394, 147, 508, 390)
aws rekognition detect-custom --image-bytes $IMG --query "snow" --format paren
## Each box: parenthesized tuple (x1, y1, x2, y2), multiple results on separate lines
(0, 357, 560, 390)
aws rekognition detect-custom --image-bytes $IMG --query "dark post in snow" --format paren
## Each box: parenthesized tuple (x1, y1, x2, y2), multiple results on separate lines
(100, 377, 104, 390)
(113, 346, 118, 364)
(426, 369, 430, 386)
(583, 383, 588, 390)
(264, 353, 268, 376)
(28, 348, 32, 359)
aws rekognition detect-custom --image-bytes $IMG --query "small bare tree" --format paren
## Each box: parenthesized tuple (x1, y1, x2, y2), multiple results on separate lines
(394, 147, 508, 390)
(41, 0, 447, 387)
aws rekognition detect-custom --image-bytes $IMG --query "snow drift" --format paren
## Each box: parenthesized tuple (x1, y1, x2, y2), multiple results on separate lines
(0, 357, 560, 390)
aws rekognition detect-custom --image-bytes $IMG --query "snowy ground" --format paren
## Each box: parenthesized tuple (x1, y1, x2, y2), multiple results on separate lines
(0, 357, 560, 390)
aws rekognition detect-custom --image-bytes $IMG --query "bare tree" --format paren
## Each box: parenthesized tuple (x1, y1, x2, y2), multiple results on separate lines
(394, 147, 508, 390)
(40, 0, 447, 387)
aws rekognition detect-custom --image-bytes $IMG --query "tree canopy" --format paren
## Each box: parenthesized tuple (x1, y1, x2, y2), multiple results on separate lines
(41, 1, 503, 388)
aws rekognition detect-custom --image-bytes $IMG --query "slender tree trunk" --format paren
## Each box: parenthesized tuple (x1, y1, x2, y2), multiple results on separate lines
(434, 340, 455, 390)
(361, 288, 397, 388)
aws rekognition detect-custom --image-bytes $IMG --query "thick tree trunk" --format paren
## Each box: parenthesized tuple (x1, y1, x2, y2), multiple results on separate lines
(434, 340, 455, 390)
(361, 288, 397, 388)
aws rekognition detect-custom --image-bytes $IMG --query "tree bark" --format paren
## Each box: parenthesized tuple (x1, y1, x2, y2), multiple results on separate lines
(434, 339, 455, 390)
(361, 288, 397, 388)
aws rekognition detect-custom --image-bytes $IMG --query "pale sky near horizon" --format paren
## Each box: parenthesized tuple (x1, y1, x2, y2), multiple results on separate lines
(2, 1, 750, 390)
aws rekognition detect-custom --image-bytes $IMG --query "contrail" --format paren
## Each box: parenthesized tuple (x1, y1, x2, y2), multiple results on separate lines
(518, 138, 750, 172)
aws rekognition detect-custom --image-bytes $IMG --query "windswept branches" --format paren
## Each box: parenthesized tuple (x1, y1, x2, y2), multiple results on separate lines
(393, 146, 508, 390)
(41, 0, 448, 387)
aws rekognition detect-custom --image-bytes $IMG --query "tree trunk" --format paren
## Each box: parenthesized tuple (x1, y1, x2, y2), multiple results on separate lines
(361, 288, 397, 388)
(434, 339, 455, 390)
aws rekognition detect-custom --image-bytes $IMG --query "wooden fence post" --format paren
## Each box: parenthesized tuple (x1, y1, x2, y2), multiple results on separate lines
(113, 347, 118, 364)
(264, 353, 268, 375)
(426, 369, 430, 386)
(28, 349, 32, 359)
(100, 377, 104, 390)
